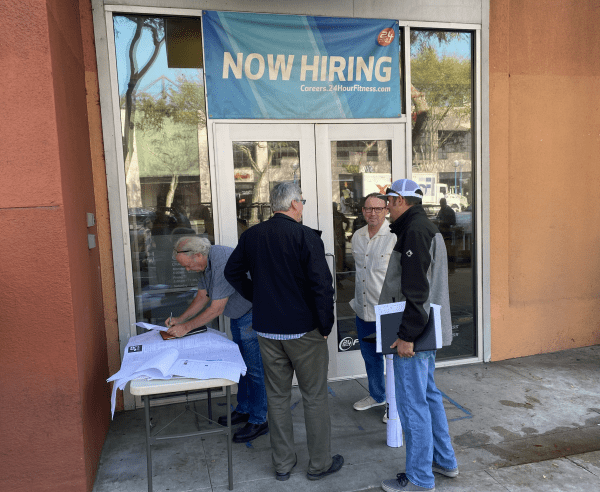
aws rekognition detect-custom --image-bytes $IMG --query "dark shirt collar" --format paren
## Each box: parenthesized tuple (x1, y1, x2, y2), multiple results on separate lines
(272, 212, 298, 223)
(271, 213, 323, 237)
(389, 204, 426, 236)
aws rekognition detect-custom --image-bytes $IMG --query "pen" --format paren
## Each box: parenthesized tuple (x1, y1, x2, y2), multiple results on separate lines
(169, 312, 172, 327)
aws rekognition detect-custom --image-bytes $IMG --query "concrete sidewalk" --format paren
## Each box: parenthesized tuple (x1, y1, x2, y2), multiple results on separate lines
(93, 345, 600, 492)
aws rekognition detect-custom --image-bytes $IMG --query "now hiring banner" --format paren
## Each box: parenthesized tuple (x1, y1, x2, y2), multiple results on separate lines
(203, 11, 401, 119)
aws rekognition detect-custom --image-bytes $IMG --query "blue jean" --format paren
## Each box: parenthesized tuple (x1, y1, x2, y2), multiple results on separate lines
(356, 316, 385, 403)
(230, 310, 268, 424)
(393, 350, 457, 489)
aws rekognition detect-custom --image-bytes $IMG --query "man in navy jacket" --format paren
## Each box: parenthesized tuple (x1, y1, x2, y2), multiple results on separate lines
(378, 179, 457, 492)
(225, 182, 343, 482)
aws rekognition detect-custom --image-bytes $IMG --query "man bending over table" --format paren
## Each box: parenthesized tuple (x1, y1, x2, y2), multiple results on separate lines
(167, 236, 268, 444)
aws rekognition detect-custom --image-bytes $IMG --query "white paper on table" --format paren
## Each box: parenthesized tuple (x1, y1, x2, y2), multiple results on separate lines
(110, 375, 137, 417)
(107, 328, 246, 418)
(136, 321, 168, 332)
(110, 378, 118, 417)
(136, 348, 179, 377)
(165, 331, 246, 371)
(107, 331, 164, 382)
(170, 359, 245, 382)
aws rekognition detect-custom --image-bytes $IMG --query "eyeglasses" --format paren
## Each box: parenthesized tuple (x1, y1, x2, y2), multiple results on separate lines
(363, 207, 386, 213)
(172, 249, 192, 260)
(296, 199, 306, 205)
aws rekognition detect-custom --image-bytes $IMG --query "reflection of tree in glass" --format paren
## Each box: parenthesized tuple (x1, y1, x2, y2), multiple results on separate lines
(135, 75, 206, 207)
(409, 31, 465, 55)
(342, 141, 378, 174)
(233, 142, 299, 225)
(410, 31, 471, 171)
(115, 16, 165, 177)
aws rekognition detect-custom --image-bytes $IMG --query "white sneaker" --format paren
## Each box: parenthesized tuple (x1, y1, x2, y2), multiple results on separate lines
(353, 396, 386, 411)
(383, 412, 388, 423)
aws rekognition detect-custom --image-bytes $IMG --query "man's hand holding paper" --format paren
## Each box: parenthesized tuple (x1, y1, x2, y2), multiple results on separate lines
(391, 338, 415, 358)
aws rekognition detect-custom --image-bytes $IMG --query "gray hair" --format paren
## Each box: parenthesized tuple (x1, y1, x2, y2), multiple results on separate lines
(271, 182, 302, 212)
(173, 236, 211, 257)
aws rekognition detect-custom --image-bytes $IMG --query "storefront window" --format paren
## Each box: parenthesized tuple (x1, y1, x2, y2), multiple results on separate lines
(410, 29, 475, 358)
(113, 15, 211, 328)
(233, 141, 301, 232)
(330, 140, 392, 352)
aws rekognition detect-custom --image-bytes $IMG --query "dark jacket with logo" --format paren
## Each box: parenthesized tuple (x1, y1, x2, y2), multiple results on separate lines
(224, 213, 335, 336)
(378, 205, 453, 346)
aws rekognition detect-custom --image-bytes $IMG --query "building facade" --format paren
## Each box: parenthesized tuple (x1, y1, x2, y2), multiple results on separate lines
(1, 1, 599, 491)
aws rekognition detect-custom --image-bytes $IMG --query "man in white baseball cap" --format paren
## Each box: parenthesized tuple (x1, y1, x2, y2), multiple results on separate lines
(379, 178, 425, 201)
(378, 178, 458, 492)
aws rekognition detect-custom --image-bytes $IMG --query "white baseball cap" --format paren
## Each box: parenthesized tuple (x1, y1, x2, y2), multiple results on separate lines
(380, 179, 423, 199)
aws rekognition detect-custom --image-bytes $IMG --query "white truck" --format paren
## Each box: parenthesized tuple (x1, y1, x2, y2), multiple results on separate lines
(359, 172, 392, 196)
(413, 172, 468, 211)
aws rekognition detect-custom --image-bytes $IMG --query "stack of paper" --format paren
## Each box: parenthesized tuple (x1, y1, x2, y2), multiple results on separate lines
(374, 302, 443, 354)
(107, 328, 247, 417)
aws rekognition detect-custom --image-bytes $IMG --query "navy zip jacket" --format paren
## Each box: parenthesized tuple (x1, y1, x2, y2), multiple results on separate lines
(224, 213, 335, 337)
(378, 204, 453, 346)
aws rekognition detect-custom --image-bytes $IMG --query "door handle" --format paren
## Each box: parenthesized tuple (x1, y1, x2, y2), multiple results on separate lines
(325, 252, 337, 302)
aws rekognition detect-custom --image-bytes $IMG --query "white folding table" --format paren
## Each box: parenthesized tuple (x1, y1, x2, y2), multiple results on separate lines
(130, 377, 237, 491)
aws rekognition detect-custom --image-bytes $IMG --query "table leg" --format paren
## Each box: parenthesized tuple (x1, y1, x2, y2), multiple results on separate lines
(144, 395, 153, 492)
(227, 386, 233, 490)
(207, 388, 212, 423)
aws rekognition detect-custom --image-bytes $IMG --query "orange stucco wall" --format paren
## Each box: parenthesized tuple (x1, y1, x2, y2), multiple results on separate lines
(489, 0, 600, 360)
(0, 1, 110, 491)
(77, 0, 122, 413)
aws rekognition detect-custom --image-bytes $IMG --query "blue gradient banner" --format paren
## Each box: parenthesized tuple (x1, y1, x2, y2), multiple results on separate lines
(203, 11, 401, 119)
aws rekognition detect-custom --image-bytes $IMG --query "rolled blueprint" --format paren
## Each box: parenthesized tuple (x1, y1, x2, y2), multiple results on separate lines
(386, 354, 403, 447)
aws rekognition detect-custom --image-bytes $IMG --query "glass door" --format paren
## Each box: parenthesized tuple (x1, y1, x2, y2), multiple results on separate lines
(315, 124, 405, 379)
(213, 124, 318, 248)
(214, 123, 405, 380)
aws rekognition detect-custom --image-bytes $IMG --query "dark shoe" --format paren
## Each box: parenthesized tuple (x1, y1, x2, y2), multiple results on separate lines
(232, 421, 269, 443)
(218, 410, 249, 426)
(381, 473, 434, 491)
(306, 454, 344, 480)
(275, 455, 297, 481)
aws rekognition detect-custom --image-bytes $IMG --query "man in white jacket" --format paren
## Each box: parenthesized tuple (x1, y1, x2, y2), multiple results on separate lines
(350, 192, 396, 422)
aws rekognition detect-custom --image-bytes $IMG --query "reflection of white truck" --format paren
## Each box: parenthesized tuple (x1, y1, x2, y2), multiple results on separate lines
(354, 173, 392, 197)
(413, 172, 468, 211)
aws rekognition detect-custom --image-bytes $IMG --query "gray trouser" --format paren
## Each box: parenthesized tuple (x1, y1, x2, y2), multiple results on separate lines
(257, 329, 332, 474)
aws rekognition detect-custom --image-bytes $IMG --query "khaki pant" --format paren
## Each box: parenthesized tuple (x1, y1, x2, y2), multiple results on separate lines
(257, 329, 332, 474)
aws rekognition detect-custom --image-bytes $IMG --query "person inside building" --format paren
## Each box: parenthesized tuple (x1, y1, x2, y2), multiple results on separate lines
(436, 198, 456, 231)
(333, 201, 351, 275)
(350, 192, 396, 422)
(340, 181, 354, 214)
(150, 190, 193, 285)
(349, 197, 368, 239)
(224, 182, 344, 482)
(167, 236, 268, 444)
(436, 197, 457, 273)
(190, 202, 214, 241)
(378, 179, 458, 492)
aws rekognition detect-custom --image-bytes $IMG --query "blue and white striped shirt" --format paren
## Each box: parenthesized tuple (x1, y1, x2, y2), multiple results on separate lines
(256, 331, 306, 340)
